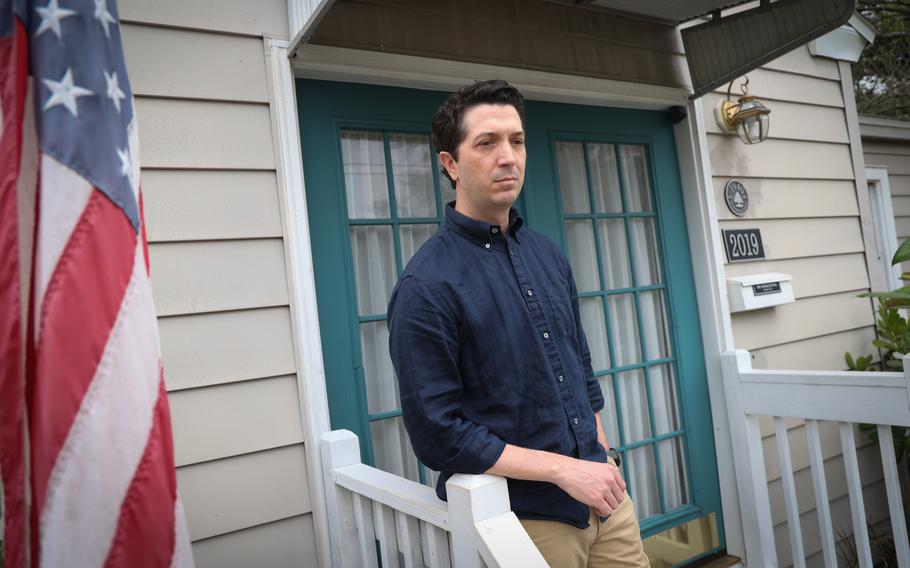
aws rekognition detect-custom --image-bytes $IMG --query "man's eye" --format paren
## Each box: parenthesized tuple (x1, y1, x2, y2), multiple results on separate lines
(513, 139, 525, 146)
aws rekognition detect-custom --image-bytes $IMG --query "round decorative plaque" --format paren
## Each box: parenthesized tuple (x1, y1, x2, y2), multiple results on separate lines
(724, 180, 749, 217)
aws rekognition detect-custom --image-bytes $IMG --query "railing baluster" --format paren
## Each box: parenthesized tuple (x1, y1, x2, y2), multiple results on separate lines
(774, 417, 805, 567)
(878, 425, 910, 567)
(353, 494, 379, 568)
(374, 501, 400, 568)
(395, 511, 423, 568)
(840, 422, 873, 568)
(805, 419, 836, 568)
(420, 521, 452, 568)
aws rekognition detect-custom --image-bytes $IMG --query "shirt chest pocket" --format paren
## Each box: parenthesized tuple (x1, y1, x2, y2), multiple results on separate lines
(542, 287, 577, 340)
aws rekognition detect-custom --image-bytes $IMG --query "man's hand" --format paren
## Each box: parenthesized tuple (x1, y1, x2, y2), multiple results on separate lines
(552, 457, 626, 516)
(485, 445, 626, 516)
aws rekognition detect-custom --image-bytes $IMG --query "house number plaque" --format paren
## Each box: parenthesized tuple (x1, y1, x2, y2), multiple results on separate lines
(722, 228, 765, 262)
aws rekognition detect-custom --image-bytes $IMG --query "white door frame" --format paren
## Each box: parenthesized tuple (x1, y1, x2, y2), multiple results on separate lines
(274, 43, 746, 561)
(866, 166, 902, 291)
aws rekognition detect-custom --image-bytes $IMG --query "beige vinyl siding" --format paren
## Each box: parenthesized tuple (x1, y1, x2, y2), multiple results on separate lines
(702, 46, 886, 568)
(121, 8, 318, 566)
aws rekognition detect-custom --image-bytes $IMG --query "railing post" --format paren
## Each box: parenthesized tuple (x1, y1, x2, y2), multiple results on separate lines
(321, 429, 363, 568)
(446, 474, 512, 567)
(721, 350, 777, 567)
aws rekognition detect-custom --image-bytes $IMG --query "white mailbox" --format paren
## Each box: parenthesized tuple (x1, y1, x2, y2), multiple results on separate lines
(726, 272, 795, 313)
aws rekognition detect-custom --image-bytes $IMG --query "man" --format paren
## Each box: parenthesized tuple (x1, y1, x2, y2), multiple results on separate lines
(387, 79, 650, 567)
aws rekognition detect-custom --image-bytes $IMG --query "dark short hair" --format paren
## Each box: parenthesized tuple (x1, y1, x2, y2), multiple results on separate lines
(431, 80, 526, 188)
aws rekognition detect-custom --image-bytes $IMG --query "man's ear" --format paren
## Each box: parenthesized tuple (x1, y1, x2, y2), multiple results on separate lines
(438, 151, 458, 185)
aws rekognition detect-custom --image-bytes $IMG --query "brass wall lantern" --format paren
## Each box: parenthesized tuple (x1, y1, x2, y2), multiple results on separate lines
(715, 76, 771, 145)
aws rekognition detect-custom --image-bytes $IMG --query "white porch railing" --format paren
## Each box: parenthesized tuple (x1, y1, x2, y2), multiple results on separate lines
(320, 429, 548, 568)
(722, 350, 910, 568)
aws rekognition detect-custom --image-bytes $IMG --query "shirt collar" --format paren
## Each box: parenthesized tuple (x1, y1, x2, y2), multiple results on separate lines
(444, 201, 523, 246)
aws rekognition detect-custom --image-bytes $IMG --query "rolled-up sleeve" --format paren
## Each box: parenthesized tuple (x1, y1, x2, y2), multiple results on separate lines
(388, 276, 506, 474)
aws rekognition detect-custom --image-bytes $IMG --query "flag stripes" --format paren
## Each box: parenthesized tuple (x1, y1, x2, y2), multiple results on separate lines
(0, 1, 193, 565)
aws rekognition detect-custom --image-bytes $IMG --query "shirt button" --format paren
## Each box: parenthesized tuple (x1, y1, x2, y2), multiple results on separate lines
(557, 374, 565, 383)
(491, 227, 499, 234)
(542, 331, 550, 340)
(527, 289, 533, 296)
(572, 418, 579, 425)
(484, 243, 491, 249)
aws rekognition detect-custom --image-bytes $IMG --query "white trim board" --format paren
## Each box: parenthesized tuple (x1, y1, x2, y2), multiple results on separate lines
(841, 61, 889, 295)
(282, 45, 742, 561)
(290, 44, 691, 111)
(859, 114, 910, 143)
(263, 36, 333, 568)
(866, 166, 902, 290)
(673, 101, 744, 560)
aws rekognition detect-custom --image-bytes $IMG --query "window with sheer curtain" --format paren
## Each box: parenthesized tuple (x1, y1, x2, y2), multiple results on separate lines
(556, 140, 689, 520)
(339, 129, 690, 521)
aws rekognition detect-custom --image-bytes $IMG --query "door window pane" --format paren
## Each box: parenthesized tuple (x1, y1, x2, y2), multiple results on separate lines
(597, 375, 621, 447)
(350, 226, 396, 315)
(401, 224, 438, 267)
(640, 290, 671, 360)
(588, 143, 622, 213)
(341, 131, 390, 219)
(371, 417, 420, 482)
(597, 220, 631, 289)
(361, 321, 399, 415)
(391, 133, 436, 218)
(658, 437, 689, 510)
(579, 297, 609, 371)
(651, 364, 681, 435)
(556, 142, 590, 214)
(565, 220, 599, 292)
(608, 294, 641, 366)
(627, 445, 659, 519)
(620, 145, 653, 212)
(629, 217, 662, 285)
(617, 369, 651, 443)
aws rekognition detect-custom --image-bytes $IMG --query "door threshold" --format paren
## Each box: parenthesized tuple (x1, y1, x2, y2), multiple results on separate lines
(687, 554, 742, 568)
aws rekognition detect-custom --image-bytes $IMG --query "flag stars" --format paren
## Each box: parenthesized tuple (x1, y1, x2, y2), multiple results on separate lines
(35, 0, 77, 39)
(104, 70, 126, 113)
(117, 146, 132, 181)
(94, 0, 117, 38)
(43, 68, 93, 117)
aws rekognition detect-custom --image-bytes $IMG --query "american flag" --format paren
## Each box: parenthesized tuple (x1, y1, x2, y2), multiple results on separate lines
(0, 0, 193, 566)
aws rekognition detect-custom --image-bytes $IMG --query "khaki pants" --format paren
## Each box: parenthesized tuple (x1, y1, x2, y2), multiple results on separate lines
(519, 495, 650, 568)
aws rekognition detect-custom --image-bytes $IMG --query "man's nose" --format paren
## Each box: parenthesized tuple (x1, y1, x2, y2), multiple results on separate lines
(497, 141, 518, 165)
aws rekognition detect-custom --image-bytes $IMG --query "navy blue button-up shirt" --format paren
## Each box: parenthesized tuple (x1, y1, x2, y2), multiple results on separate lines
(388, 203, 608, 528)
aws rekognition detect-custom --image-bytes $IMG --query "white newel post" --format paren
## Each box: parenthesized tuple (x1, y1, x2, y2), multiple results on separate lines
(445, 474, 510, 567)
(321, 429, 363, 568)
(721, 350, 777, 568)
(446, 473, 548, 567)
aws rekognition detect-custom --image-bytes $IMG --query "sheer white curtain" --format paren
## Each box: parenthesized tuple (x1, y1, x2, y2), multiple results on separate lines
(342, 130, 441, 483)
(558, 141, 688, 519)
(342, 131, 413, 480)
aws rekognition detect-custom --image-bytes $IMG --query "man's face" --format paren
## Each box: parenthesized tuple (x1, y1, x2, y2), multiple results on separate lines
(440, 103, 526, 215)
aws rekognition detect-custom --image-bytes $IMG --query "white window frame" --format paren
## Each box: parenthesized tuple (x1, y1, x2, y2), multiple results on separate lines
(866, 166, 902, 291)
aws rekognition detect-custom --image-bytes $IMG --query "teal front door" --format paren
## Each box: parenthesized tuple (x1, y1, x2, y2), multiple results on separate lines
(298, 79, 722, 548)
